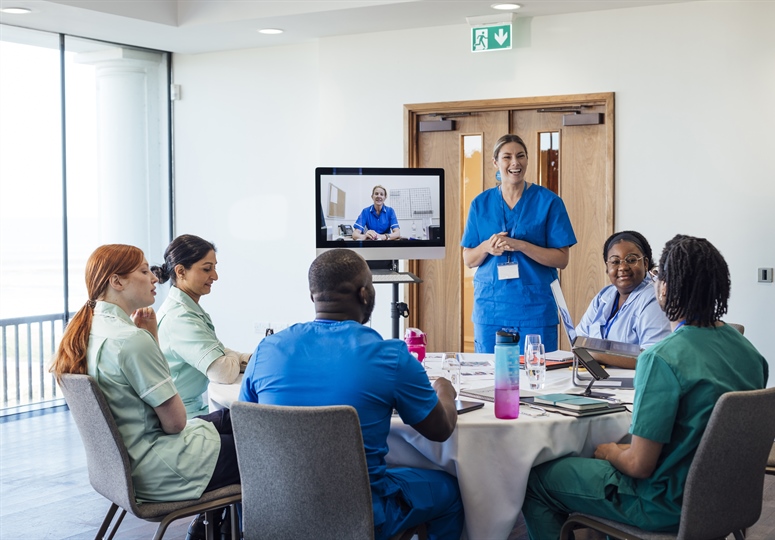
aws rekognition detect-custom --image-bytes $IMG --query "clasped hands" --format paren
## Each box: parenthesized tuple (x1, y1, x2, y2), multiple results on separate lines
(484, 232, 522, 256)
(365, 230, 389, 241)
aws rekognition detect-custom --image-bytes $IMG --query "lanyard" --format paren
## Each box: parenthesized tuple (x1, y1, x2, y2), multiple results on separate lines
(674, 320, 687, 332)
(602, 292, 621, 339)
(498, 184, 528, 263)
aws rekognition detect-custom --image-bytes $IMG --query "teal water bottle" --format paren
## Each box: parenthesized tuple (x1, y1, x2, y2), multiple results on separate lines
(494, 330, 521, 419)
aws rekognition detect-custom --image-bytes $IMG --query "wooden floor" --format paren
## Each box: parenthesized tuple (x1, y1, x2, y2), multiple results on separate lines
(2, 407, 774, 540)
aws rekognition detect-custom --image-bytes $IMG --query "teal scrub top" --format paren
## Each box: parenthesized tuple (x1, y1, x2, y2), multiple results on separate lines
(157, 287, 226, 417)
(87, 301, 220, 502)
(627, 323, 769, 517)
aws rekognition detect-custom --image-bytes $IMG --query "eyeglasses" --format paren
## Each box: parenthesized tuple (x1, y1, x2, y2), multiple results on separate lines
(606, 255, 645, 269)
(649, 267, 660, 281)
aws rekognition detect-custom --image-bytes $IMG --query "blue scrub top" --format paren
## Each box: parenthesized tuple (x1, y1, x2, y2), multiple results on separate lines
(461, 183, 576, 327)
(354, 205, 400, 235)
(239, 320, 437, 495)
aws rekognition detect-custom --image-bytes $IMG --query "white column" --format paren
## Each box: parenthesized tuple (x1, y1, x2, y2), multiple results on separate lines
(75, 47, 167, 260)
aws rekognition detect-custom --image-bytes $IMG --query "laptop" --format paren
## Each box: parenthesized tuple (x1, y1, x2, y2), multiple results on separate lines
(550, 279, 641, 359)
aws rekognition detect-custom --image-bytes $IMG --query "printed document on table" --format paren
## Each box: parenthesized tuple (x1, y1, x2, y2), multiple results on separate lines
(456, 353, 494, 380)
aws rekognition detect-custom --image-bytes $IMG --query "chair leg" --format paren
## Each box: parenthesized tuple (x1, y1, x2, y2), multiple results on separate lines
(94, 503, 126, 540)
(228, 503, 239, 540)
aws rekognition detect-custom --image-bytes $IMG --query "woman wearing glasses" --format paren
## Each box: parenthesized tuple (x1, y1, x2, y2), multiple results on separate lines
(575, 230, 671, 368)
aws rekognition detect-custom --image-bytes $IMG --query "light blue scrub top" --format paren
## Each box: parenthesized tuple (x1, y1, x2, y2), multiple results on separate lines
(87, 301, 220, 502)
(461, 183, 577, 327)
(157, 286, 226, 418)
(354, 205, 400, 235)
(575, 275, 671, 348)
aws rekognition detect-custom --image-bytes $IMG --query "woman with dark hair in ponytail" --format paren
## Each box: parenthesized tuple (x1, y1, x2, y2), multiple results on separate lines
(522, 234, 768, 540)
(575, 230, 671, 368)
(51, 245, 239, 538)
(152, 235, 251, 418)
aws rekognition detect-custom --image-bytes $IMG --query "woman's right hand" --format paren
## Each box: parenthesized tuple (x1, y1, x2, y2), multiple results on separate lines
(132, 307, 159, 341)
(463, 232, 510, 268)
(484, 232, 510, 256)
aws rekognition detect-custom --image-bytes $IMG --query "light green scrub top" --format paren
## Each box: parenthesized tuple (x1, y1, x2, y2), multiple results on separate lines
(157, 287, 226, 418)
(627, 323, 769, 519)
(87, 301, 220, 503)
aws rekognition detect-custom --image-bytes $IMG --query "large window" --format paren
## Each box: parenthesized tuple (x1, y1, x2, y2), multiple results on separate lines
(0, 25, 172, 414)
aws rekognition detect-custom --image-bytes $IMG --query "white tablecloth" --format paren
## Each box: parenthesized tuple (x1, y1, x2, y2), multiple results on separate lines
(207, 355, 634, 540)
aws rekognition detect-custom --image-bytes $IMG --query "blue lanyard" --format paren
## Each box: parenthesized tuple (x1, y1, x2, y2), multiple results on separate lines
(674, 320, 687, 332)
(601, 292, 621, 339)
(498, 184, 528, 263)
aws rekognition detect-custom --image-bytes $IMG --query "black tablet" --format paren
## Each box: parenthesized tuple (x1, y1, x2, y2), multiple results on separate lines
(572, 347, 611, 380)
(455, 400, 485, 414)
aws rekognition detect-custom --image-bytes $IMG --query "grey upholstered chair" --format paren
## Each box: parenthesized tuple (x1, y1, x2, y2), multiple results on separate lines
(231, 402, 423, 540)
(559, 387, 775, 540)
(59, 374, 241, 540)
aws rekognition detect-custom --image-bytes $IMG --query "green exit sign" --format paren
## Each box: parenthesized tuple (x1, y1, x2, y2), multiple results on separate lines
(471, 24, 512, 53)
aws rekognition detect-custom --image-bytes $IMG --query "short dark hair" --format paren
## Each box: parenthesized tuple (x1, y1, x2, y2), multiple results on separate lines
(657, 234, 729, 326)
(151, 234, 216, 286)
(493, 134, 528, 161)
(603, 230, 655, 270)
(308, 249, 368, 301)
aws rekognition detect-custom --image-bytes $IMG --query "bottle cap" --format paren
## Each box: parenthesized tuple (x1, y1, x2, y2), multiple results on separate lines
(495, 330, 520, 344)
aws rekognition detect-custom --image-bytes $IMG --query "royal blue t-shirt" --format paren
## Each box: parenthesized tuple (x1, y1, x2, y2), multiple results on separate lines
(239, 320, 437, 496)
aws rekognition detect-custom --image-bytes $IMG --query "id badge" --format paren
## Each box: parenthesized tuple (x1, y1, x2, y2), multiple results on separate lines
(497, 262, 519, 280)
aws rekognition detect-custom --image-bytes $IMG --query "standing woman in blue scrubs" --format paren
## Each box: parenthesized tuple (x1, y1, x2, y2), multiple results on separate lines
(153, 235, 252, 418)
(461, 134, 577, 353)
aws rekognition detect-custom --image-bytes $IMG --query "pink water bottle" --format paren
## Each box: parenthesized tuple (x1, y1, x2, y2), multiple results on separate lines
(494, 330, 521, 419)
(404, 328, 427, 362)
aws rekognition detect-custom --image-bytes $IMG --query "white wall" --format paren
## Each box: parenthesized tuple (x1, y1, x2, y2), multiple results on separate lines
(173, 1, 775, 371)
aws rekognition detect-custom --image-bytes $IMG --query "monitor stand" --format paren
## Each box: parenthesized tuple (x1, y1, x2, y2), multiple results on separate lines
(367, 260, 421, 339)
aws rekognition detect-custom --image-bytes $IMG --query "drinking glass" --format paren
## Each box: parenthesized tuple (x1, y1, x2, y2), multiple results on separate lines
(525, 342, 546, 390)
(442, 356, 461, 394)
(524, 334, 542, 351)
(523, 334, 542, 369)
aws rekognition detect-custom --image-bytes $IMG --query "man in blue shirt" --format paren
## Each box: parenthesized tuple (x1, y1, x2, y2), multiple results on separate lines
(240, 248, 463, 540)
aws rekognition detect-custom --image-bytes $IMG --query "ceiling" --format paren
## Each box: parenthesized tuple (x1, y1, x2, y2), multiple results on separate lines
(0, 0, 698, 54)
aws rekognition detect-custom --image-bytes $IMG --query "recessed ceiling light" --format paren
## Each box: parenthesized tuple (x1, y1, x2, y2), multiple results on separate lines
(491, 3, 521, 10)
(1, 7, 33, 14)
(258, 28, 283, 35)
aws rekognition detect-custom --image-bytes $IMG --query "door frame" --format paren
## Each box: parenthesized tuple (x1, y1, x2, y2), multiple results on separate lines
(403, 93, 615, 343)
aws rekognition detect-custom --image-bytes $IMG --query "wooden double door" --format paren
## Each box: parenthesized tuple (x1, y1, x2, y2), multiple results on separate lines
(406, 93, 615, 353)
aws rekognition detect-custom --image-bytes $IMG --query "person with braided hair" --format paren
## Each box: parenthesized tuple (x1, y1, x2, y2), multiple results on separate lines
(152, 234, 251, 418)
(521, 234, 768, 540)
(575, 230, 671, 368)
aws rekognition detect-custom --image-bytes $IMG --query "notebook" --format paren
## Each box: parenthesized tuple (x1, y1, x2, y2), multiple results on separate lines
(550, 279, 641, 359)
(533, 393, 609, 411)
(459, 387, 628, 417)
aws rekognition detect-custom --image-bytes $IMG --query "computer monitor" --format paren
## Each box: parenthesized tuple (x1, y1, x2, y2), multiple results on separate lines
(315, 167, 445, 261)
